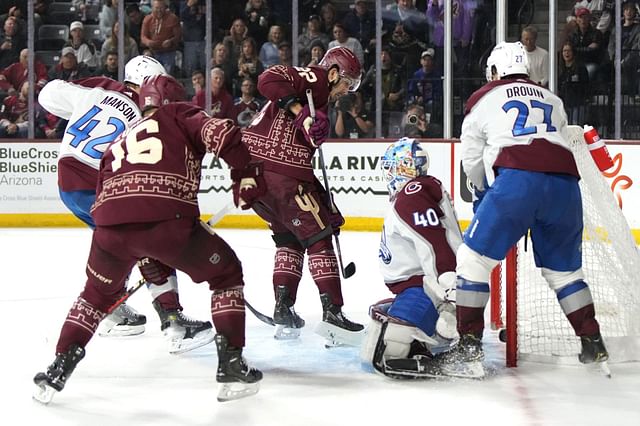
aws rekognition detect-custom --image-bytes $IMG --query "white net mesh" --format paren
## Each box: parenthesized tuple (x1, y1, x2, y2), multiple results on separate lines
(515, 125, 640, 364)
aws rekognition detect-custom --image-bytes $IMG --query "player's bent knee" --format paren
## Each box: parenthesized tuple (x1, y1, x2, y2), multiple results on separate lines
(456, 243, 499, 282)
(541, 267, 585, 291)
(307, 236, 333, 254)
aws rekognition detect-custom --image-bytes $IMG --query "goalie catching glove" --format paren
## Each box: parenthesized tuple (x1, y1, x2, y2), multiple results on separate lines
(231, 162, 266, 210)
(293, 104, 329, 147)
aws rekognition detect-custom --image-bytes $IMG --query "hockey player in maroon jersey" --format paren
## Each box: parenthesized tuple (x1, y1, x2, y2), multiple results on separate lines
(33, 75, 265, 404)
(241, 46, 365, 344)
(39, 55, 215, 355)
(361, 138, 462, 379)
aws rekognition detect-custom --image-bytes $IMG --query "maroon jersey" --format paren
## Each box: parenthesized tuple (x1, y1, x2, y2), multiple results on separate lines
(92, 103, 251, 226)
(192, 88, 235, 119)
(242, 65, 331, 182)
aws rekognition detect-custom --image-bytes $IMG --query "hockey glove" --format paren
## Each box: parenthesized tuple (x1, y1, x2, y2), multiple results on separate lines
(293, 104, 329, 147)
(231, 163, 266, 210)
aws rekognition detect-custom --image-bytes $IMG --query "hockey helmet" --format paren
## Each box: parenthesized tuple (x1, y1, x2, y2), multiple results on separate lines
(139, 74, 185, 111)
(381, 138, 429, 200)
(319, 46, 363, 92)
(124, 55, 167, 87)
(485, 41, 529, 82)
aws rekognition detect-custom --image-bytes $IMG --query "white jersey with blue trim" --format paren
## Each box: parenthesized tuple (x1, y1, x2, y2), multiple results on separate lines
(38, 78, 141, 171)
(460, 78, 571, 190)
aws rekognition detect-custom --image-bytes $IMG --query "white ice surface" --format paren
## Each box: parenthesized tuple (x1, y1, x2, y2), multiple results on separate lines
(1, 228, 639, 426)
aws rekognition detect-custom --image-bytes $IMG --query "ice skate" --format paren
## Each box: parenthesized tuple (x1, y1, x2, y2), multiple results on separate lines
(434, 334, 485, 379)
(33, 345, 85, 404)
(579, 333, 611, 377)
(215, 334, 262, 402)
(98, 303, 146, 337)
(154, 302, 215, 354)
(314, 293, 365, 347)
(273, 285, 305, 340)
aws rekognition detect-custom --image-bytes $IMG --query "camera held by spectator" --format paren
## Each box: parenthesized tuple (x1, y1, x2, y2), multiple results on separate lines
(403, 104, 442, 138)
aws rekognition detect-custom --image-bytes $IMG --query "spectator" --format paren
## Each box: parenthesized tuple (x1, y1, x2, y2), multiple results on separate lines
(319, 2, 338, 35)
(100, 21, 139, 64)
(332, 92, 373, 138)
(180, 0, 206, 79)
(0, 16, 25, 70)
(64, 21, 99, 69)
(382, 0, 429, 43)
(99, 0, 118, 40)
(72, 1, 102, 25)
(298, 14, 330, 65)
(125, 3, 145, 46)
(403, 103, 443, 138)
(190, 69, 204, 98)
(35, 105, 63, 139)
(244, 0, 270, 47)
(0, 48, 48, 96)
(278, 41, 292, 66)
(328, 23, 365, 66)
(94, 50, 119, 80)
(426, 0, 474, 74)
(407, 48, 443, 120)
(211, 42, 237, 93)
(384, 21, 426, 72)
(342, 0, 375, 57)
(141, 0, 182, 76)
(232, 77, 264, 127)
(193, 67, 234, 119)
(259, 25, 284, 68)
(607, 1, 640, 94)
(521, 25, 549, 87)
(235, 37, 264, 96)
(0, 80, 29, 138)
(568, 7, 605, 80)
(223, 18, 249, 64)
(558, 41, 589, 125)
(48, 46, 92, 81)
(307, 39, 327, 66)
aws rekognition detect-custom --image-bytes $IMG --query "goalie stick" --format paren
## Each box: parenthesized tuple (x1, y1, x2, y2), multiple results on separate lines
(305, 89, 356, 279)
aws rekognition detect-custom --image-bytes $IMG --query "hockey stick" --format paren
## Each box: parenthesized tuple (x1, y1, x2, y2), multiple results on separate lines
(106, 277, 147, 315)
(207, 201, 237, 227)
(245, 300, 275, 326)
(305, 89, 356, 279)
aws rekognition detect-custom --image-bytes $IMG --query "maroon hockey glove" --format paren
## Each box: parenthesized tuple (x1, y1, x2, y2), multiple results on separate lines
(230, 163, 266, 210)
(293, 104, 329, 147)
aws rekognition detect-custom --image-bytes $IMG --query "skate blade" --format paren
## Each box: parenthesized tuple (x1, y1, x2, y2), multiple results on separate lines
(33, 382, 57, 405)
(168, 329, 216, 354)
(314, 322, 365, 347)
(217, 382, 260, 402)
(274, 325, 301, 340)
(440, 360, 486, 379)
(98, 324, 145, 337)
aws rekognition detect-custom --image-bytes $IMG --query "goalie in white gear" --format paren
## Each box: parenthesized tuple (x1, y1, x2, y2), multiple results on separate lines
(36, 55, 214, 355)
(435, 41, 608, 379)
(361, 138, 463, 379)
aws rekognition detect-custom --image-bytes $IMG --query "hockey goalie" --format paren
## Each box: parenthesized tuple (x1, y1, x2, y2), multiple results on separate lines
(361, 138, 462, 379)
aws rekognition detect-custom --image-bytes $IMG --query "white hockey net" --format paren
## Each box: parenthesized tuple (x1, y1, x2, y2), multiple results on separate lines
(511, 125, 640, 364)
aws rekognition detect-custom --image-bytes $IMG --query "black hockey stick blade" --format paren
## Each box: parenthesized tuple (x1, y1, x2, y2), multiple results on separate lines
(106, 278, 147, 314)
(342, 261, 356, 278)
(246, 300, 275, 326)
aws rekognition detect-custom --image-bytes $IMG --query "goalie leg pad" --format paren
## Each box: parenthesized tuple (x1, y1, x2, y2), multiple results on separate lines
(388, 287, 439, 337)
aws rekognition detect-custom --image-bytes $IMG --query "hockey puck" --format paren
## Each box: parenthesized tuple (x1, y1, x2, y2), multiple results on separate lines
(498, 329, 507, 343)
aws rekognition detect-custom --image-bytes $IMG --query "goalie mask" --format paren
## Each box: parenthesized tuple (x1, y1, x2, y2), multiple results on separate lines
(485, 41, 529, 82)
(381, 138, 429, 200)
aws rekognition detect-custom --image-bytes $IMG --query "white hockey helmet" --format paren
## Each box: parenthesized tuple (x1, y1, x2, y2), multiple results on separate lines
(124, 55, 167, 87)
(381, 137, 429, 200)
(485, 41, 529, 82)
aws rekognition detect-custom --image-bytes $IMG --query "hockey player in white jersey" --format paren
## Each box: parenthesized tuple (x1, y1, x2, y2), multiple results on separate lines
(361, 138, 462, 379)
(437, 42, 608, 378)
(37, 55, 214, 354)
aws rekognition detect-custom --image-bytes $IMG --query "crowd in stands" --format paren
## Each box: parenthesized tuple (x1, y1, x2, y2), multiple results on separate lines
(0, 0, 639, 139)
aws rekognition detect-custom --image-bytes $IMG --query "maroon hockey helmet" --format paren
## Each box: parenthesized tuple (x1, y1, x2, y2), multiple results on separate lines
(138, 74, 186, 111)
(318, 46, 362, 92)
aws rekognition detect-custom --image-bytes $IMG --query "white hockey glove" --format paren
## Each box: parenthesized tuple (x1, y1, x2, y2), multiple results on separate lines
(423, 272, 458, 340)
